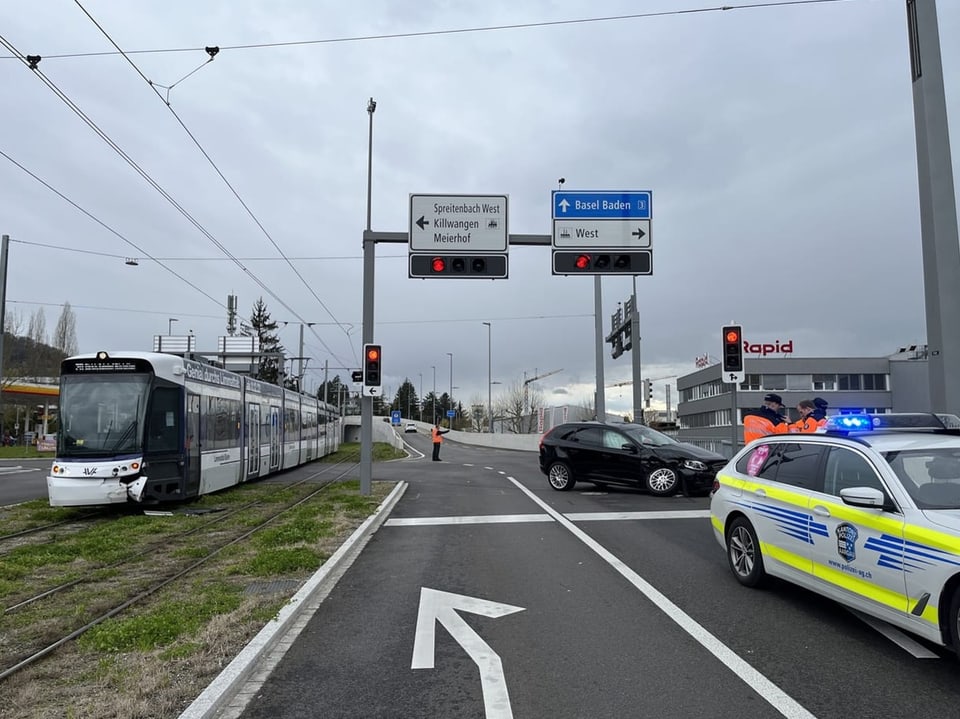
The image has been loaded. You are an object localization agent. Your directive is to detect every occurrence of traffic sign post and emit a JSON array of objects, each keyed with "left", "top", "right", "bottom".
[
  {"left": 409, "top": 194, "right": 509, "bottom": 279},
  {"left": 391, "top": 410, "right": 401, "bottom": 425},
  {"left": 551, "top": 190, "right": 653, "bottom": 276}
]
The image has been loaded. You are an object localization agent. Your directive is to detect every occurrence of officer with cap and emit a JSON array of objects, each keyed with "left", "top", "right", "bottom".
[{"left": 742, "top": 393, "right": 790, "bottom": 445}]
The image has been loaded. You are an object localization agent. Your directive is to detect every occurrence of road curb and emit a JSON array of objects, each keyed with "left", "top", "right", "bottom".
[{"left": 178, "top": 480, "right": 409, "bottom": 719}]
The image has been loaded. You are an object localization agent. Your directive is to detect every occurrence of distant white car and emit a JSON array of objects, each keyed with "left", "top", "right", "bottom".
[{"left": 404, "top": 423, "right": 417, "bottom": 433}]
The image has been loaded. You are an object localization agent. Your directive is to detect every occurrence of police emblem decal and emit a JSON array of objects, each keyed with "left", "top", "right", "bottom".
[{"left": 836, "top": 523, "right": 858, "bottom": 563}]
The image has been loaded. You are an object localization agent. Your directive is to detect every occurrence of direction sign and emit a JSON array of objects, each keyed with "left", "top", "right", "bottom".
[
  {"left": 446, "top": 409, "right": 456, "bottom": 418},
  {"left": 553, "top": 219, "right": 651, "bottom": 248},
  {"left": 391, "top": 410, "right": 401, "bottom": 425},
  {"left": 410, "top": 194, "right": 508, "bottom": 252},
  {"left": 552, "top": 191, "right": 650, "bottom": 220}
]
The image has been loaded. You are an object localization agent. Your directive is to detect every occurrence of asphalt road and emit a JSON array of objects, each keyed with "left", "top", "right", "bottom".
[
  {"left": 0, "top": 458, "right": 51, "bottom": 505},
  {"left": 225, "top": 431, "right": 960, "bottom": 719}
]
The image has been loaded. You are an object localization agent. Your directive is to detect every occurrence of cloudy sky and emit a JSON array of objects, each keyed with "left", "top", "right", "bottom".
[{"left": 2, "top": 0, "right": 958, "bottom": 418}]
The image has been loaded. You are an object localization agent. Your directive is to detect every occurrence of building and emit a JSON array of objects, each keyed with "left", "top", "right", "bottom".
[{"left": 676, "top": 345, "right": 931, "bottom": 458}]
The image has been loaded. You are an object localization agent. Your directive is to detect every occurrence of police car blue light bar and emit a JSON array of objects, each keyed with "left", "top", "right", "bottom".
[
  {"left": 825, "top": 415, "right": 874, "bottom": 431},
  {"left": 825, "top": 412, "right": 960, "bottom": 433}
]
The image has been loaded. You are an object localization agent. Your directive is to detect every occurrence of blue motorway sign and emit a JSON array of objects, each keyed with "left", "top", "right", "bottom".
[
  {"left": 391, "top": 410, "right": 401, "bottom": 425},
  {"left": 552, "top": 191, "right": 651, "bottom": 220},
  {"left": 446, "top": 409, "right": 456, "bottom": 418}
]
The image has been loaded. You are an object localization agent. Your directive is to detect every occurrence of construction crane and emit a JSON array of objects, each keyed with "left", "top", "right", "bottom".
[{"left": 523, "top": 369, "right": 563, "bottom": 413}]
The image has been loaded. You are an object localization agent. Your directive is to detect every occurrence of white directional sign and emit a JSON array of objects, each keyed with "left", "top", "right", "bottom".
[
  {"left": 410, "top": 194, "right": 508, "bottom": 252},
  {"left": 553, "top": 219, "right": 651, "bottom": 248}
]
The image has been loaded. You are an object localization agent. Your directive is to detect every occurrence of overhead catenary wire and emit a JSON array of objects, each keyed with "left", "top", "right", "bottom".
[
  {"left": 0, "top": 32, "right": 351, "bottom": 370},
  {"left": 2, "top": 1, "right": 854, "bottom": 61},
  {"left": 74, "top": 0, "right": 359, "bottom": 368},
  {"left": 0, "top": 148, "right": 224, "bottom": 309}
]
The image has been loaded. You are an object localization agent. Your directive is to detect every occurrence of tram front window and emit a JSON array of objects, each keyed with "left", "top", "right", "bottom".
[{"left": 59, "top": 375, "right": 150, "bottom": 456}]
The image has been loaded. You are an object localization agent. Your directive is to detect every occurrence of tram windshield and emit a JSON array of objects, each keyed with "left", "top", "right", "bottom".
[{"left": 59, "top": 374, "right": 150, "bottom": 456}]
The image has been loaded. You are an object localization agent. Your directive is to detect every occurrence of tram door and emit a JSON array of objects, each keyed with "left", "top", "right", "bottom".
[
  {"left": 247, "top": 403, "right": 261, "bottom": 479},
  {"left": 269, "top": 405, "right": 281, "bottom": 471},
  {"left": 185, "top": 392, "right": 201, "bottom": 496}
]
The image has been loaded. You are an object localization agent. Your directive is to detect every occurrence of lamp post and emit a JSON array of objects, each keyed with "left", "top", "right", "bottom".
[
  {"left": 446, "top": 352, "right": 453, "bottom": 427},
  {"left": 491, "top": 380, "right": 502, "bottom": 433},
  {"left": 419, "top": 372, "right": 423, "bottom": 421},
  {"left": 482, "top": 322, "right": 492, "bottom": 432},
  {"left": 168, "top": 318, "right": 178, "bottom": 335},
  {"left": 432, "top": 365, "right": 436, "bottom": 423}
]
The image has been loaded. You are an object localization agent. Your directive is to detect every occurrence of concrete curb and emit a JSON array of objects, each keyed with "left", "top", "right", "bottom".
[{"left": 178, "top": 480, "right": 409, "bottom": 719}]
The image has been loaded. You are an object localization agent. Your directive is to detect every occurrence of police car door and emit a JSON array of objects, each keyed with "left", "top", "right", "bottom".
[
  {"left": 741, "top": 442, "right": 822, "bottom": 583},
  {"left": 807, "top": 445, "right": 907, "bottom": 617}
]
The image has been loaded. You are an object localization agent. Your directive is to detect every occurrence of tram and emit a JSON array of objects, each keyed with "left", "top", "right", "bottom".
[{"left": 47, "top": 351, "right": 341, "bottom": 506}]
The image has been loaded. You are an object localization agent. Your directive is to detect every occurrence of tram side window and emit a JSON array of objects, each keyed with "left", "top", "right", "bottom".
[
  {"left": 204, "top": 396, "right": 242, "bottom": 451},
  {"left": 146, "top": 387, "right": 181, "bottom": 453}
]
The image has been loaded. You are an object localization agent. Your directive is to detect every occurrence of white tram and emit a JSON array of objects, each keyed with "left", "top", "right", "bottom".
[{"left": 47, "top": 351, "right": 341, "bottom": 506}]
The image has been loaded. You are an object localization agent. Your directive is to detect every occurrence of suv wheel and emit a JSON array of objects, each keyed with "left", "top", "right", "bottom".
[
  {"left": 645, "top": 467, "right": 678, "bottom": 496},
  {"left": 726, "top": 517, "right": 766, "bottom": 587},
  {"left": 547, "top": 461, "right": 575, "bottom": 491}
]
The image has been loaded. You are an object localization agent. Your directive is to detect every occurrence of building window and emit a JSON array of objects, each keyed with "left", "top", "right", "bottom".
[
  {"left": 787, "top": 374, "right": 812, "bottom": 390},
  {"left": 837, "top": 374, "right": 862, "bottom": 391},
  {"left": 762, "top": 374, "right": 787, "bottom": 390},
  {"left": 813, "top": 374, "right": 836, "bottom": 391},
  {"left": 862, "top": 374, "right": 888, "bottom": 391},
  {"left": 740, "top": 374, "right": 761, "bottom": 391}
]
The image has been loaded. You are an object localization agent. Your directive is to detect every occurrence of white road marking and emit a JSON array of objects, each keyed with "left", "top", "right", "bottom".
[
  {"left": 412, "top": 587, "right": 525, "bottom": 719},
  {"left": 567, "top": 510, "right": 711, "bottom": 521},
  {"left": 506, "top": 476, "right": 818, "bottom": 719},
  {"left": 0, "top": 466, "right": 40, "bottom": 475},
  {"left": 846, "top": 609, "right": 940, "bottom": 658},
  {"left": 386, "top": 514, "right": 553, "bottom": 527}
]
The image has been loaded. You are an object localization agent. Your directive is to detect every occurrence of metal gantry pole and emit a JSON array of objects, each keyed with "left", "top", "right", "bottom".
[
  {"left": 594, "top": 276, "right": 605, "bottom": 421},
  {"left": 484, "top": 321, "right": 492, "bottom": 432},
  {"left": 907, "top": 0, "right": 960, "bottom": 413},
  {"left": 631, "top": 275, "right": 643, "bottom": 424},
  {"left": 359, "top": 97, "right": 376, "bottom": 496},
  {"left": 447, "top": 352, "right": 453, "bottom": 427},
  {"left": 0, "top": 235, "right": 8, "bottom": 437}
]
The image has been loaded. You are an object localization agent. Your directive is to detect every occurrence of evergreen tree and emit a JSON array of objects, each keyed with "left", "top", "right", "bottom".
[
  {"left": 317, "top": 375, "right": 345, "bottom": 405},
  {"left": 390, "top": 378, "right": 420, "bottom": 420},
  {"left": 250, "top": 298, "right": 285, "bottom": 385}
]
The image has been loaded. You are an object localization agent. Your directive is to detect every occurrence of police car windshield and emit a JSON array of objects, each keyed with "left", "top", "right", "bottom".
[
  {"left": 884, "top": 449, "right": 960, "bottom": 510},
  {"left": 621, "top": 425, "right": 678, "bottom": 447}
]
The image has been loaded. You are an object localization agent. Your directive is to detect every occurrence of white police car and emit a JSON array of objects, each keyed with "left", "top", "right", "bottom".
[{"left": 710, "top": 413, "right": 960, "bottom": 652}]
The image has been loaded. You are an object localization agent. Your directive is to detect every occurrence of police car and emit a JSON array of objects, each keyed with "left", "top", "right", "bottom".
[{"left": 710, "top": 413, "right": 960, "bottom": 652}]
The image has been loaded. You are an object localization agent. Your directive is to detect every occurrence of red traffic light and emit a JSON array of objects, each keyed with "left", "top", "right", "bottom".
[
  {"left": 431, "top": 257, "right": 446, "bottom": 272},
  {"left": 366, "top": 347, "right": 380, "bottom": 362},
  {"left": 574, "top": 254, "right": 591, "bottom": 270},
  {"left": 725, "top": 329, "right": 740, "bottom": 343}
]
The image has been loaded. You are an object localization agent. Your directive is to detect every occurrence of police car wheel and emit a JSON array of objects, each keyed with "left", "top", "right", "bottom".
[
  {"left": 726, "top": 517, "right": 766, "bottom": 588},
  {"left": 547, "top": 462, "right": 575, "bottom": 491},
  {"left": 645, "top": 467, "right": 679, "bottom": 496},
  {"left": 948, "top": 587, "right": 960, "bottom": 651}
]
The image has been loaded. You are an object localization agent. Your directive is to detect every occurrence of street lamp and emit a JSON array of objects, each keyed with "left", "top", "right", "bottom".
[
  {"left": 419, "top": 372, "right": 423, "bottom": 422},
  {"left": 490, "top": 380, "right": 502, "bottom": 433},
  {"left": 432, "top": 365, "right": 436, "bottom": 423},
  {"left": 482, "top": 322, "right": 492, "bottom": 432},
  {"left": 168, "top": 318, "right": 178, "bottom": 335},
  {"left": 446, "top": 352, "right": 453, "bottom": 427}
]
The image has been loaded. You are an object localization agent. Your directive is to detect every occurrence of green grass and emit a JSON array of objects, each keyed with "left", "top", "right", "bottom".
[
  {"left": 0, "top": 445, "right": 54, "bottom": 459},
  {"left": 79, "top": 580, "right": 243, "bottom": 652},
  {"left": 323, "top": 441, "right": 405, "bottom": 463}
]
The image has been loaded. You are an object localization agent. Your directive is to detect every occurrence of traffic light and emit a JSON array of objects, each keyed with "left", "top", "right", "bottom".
[
  {"left": 552, "top": 250, "right": 652, "bottom": 275},
  {"left": 363, "top": 344, "right": 382, "bottom": 393},
  {"left": 409, "top": 254, "right": 508, "bottom": 278},
  {"left": 643, "top": 379, "right": 652, "bottom": 406},
  {"left": 721, "top": 325, "right": 744, "bottom": 373}
]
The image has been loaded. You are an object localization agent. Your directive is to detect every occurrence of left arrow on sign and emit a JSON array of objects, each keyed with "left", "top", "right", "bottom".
[
  {"left": 412, "top": 587, "right": 525, "bottom": 719},
  {"left": 416, "top": 215, "right": 430, "bottom": 230}
]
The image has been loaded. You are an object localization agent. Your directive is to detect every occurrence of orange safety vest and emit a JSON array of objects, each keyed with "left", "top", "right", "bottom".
[
  {"left": 743, "top": 412, "right": 789, "bottom": 445},
  {"left": 431, "top": 427, "right": 444, "bottom": 444},
  {"left": 789, "top": 416, "right": 819, "bottom": 434}
]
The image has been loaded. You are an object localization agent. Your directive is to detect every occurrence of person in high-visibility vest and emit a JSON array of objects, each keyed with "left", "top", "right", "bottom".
[
  {"left": 742, "top": 393, "right": 790, "bottom": 444},
  {"left": 431, "top": 423, "right": 449, "bottom": 461},
  {"left": 789, "top": 399, "right": 819, "bottom": 433},
  {"left": 812, "top": 397, "right": 829, "bottom": 428}
]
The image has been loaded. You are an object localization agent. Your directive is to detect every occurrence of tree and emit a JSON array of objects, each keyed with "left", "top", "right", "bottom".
[
  {"left": 317, "top": 375, "right": 346, "bottom": 405},
  {"left": 28, "top": 308, "right": 46, "bottom": 346},
  {"left": 390, "top": 378, "right": 420, "bottom": 420},
  {"left": 421, "top": 391, "right": 441, "bottom": 424},
  {"left": 498, "top": 379, "right": 545, "bottom": 434},
  {"left": 250, "top": 298, "right": 285, "bottom": 385},
  {"left": 52, "top": 302, "right": 79, "bottom": 357}
]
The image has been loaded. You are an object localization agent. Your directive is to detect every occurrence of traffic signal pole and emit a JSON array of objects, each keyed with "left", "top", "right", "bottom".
[{"left": 360, "top": 98, "right": 376, "bottom": 496}]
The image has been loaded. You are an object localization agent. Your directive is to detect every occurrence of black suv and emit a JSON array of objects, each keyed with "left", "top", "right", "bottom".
[{"left": 538, "top": 421, "right": 726, "bottom": 496}]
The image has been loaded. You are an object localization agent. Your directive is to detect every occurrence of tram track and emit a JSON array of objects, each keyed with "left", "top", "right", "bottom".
[{"left": 0, "top": 455, "right": 365, "bottom": 683}]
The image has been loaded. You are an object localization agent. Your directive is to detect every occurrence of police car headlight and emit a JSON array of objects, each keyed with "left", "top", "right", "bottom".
[{"left": 682, "top": 459, "right": 708, "bottom": 471}]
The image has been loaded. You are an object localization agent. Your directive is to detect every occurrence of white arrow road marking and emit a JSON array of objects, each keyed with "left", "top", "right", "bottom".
[{"left": 412, "top": 587, "right": 525, "bottom": 719}]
